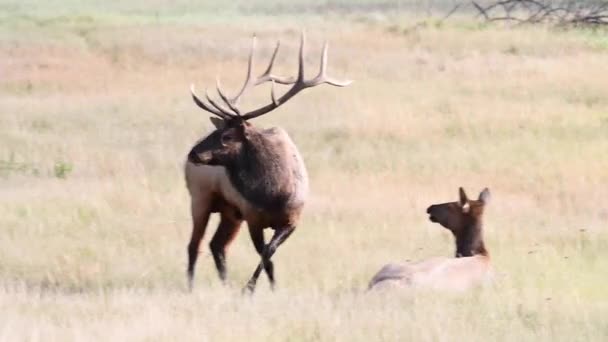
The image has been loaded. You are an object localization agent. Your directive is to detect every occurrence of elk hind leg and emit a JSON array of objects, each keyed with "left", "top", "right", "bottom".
[
  {"left": 244, "top": 226, "right": 295, "bottom": 294},
  {"left": 248, "top": 225, "right": 276, "bottom": 288}
]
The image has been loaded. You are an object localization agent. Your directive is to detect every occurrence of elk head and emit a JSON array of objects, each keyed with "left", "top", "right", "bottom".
[
  {"left": 426, "top": 187, "right": 491, "bottom": 257},
  {"left": 187, "top": 32, "right": 351, "bottom": 167},
  {"left": 187, "top": 118, "right": 250, "bottom": 166}
]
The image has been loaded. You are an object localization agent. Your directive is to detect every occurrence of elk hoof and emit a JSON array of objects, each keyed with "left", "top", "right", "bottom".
[
  {"left": 242, "top": 282, "right": 256, "bottom": 295},
  {"left": 187, "top": 274, "right": 194, "bottom": 293}
]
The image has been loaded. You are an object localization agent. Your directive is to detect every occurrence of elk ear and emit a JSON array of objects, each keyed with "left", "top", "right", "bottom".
[
  {"left": 209, "top": 117, "right": 225, "bottom": 129},
  {"left": 478, "top": 188, "right": 491, "bottom": 204},
  {"left": 459, "top": 187, "right": 468, "bottom": 207}
]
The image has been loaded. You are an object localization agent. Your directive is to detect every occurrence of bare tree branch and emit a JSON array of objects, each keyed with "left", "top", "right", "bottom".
[{"left": 464, "top": 0, "right": 608, "bottom": 26}]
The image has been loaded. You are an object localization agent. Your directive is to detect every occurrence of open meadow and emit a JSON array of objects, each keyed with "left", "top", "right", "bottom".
[{"left": 1, "top": 1, "right": 607, "bottom": 341}]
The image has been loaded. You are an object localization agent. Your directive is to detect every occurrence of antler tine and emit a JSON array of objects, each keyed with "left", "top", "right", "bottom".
[
  {"left": 255, "top": 41, "right": 297, "bottom": 85},
  {"left": 297, "top": 30, "right": 306, "bottom": 82},
  {"left": 215, "top": 78, "right": 241, "bottom": 115},
  {"left": 309, "top": 42, "right": 353, "bottom": 87},
  {"left": 205, "top": 88, "right": 238, "bottom": 117},
  {"left": 229, "top": 34, "right": 257, "bottom": 106},
  {"left": 190, "top": 84, "right": 233, "bottom": 120},
  {"left": 260, "top": 41, "right": 279, "bottom": 80},
  {"left": 270, "top": 79, "right": 278, "bottom": 106}
]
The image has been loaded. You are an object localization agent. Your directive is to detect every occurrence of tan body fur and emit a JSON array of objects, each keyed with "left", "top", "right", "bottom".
[
  {"left": 185, "top": 163, "right": 251, "bottom": 220},
  {"left": 368, "top": 255, "right": 492, "bottom": 292}
]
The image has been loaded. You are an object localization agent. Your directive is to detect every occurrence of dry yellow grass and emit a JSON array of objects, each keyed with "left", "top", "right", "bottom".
[{"left": 1, "top": 2, "right": 607, "bottom": 341}]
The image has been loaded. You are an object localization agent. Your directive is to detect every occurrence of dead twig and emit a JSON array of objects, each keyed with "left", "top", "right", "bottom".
[{"left": 468, "top": 0, "right": 608, "bottom": 26}]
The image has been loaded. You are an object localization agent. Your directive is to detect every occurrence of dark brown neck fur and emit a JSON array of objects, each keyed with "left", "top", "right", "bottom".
[
  {"left": 225, "top": 130, "right": 297, "bottom": 213},
  {"left": 454, "top": 217, "right": 487, "bottom": 257}
]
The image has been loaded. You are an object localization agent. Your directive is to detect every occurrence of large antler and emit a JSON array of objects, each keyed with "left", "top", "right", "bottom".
[{"left": 190, "top": 31, "right": 352, "bottom": 120}]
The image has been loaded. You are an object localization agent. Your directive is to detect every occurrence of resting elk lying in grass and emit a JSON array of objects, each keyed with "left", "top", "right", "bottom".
[
  {"left": 185, "top": 32, "right": 351, "bottom": 293},
  {"left": 368, "top": 188, "right": 493, "bottom": 292}
]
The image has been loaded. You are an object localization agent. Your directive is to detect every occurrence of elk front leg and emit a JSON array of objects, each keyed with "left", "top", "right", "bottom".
[
  {"left": 244, "top": 226, "right": 295, "bottom": 294},
  {"left": 209, "top": 208, "right": 242, "bottom": 283},
  {"left": 187, "top": 195, "right": 212, "bottom": 291}
]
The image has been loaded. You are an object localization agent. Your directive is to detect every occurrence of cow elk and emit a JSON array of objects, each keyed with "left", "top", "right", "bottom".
[
  {"left": 368, "top": 188, "right": 493, "bottom": 292},
  {"left": 185, "top": 32, "right": 351, "bottom": 293}
]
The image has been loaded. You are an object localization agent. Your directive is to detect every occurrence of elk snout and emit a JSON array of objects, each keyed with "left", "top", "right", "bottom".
[
  {"left": 427, "top": 205, "right": 438, "bottom": 222},
  {"left": 188, "top": 150, "right": 213, "bottom": 165},
  {"left": 188, "top": 150, "right": 202, "bottom": 164}
]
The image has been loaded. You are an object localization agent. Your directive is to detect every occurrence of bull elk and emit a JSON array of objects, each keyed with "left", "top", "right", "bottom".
[
  {"left": 185, "top": 32, "right": 351, "bottom": 293},
  {"left": 368, "top": 188, "right": 493, "bottom": 292}
]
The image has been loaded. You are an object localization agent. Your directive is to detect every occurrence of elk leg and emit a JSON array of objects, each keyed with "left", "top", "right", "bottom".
[
  {"left": 244, "top": 226, "right": 295, "bottom": 294},
  {"left": 248, "top": 225, "right": 275, "bottom": 288},
  {"left": 187, "top": 197, "right": 212, "bottom": 292},
  {"left": 209, "top": 210, "right": 242, "bottom": 283}
]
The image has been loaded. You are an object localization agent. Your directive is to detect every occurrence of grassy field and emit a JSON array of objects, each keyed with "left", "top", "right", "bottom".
[{"left": 1, "top": 1, "right": 608, "bottom": 341}]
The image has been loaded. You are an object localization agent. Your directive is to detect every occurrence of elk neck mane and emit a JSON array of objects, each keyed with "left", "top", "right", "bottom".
[
  {"left": 454, "top": 214, "right": 488, "bottom": 258},
  {"left": 225, "top": 127, "right": 308, "bottom": 213}
]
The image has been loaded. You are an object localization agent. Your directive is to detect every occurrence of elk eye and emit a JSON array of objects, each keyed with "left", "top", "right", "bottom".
[{"left": 221, "top": 134, "right": 234, "bottom": 144}]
